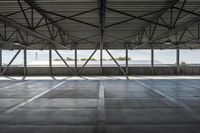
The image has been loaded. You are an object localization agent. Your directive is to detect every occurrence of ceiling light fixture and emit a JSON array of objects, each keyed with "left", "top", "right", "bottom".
[
  {"left": 165, "top": 39, "right": 172, "bottom": 45},
  {"left": 13, "top": 41, "right": 20, "bottom": 45}
]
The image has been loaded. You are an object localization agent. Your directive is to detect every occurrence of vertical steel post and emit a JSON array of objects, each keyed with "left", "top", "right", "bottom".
[
  {"left": 24, "top": 49, "right": 27, "bottom": 76},
  {"left": 49, "top": 49, "right": 52, "bottom": 76},
  {"left": 125, "top": 44, "right": 128, "bottom": 75},
  {"left": 100, "top": 29, "right": 103, "bottom": 68},
  {"left": 0, "top": 49, "right": 2, "bottom": 73},
  {"left": 151, "top": 47, "right": 154, "bottom": 75},
  {"left": 99, "top": 0, "right": 106, "bottom": 69},
  {"left": 176, "top": 48, "right": 180, "bottom": 75},
  {"left": 198, "top": 24, "right": 200, "bottom": 40},
  {"left": 75, "top": 48, "right": 77, "bottom": 75}
]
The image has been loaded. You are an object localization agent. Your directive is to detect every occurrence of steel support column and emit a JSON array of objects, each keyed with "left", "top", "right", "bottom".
[
  {"left": 49, "top": 49, "right": 52, "bottom": 76},
  {"left": 75, "top": 48, "right": 77, "bottom": 75},
  {"left": 100, "top": 30, "right": 103, "bottom": 68},
  {"left": 151, "top": 47, "right": 154, "bottom": 75},
  {"left": 125, "top": 44, "right": 128, "bottom": 74},
  {"left": 0, "top": 50, "right": 2, "bottom": 73},
  {"left": 177, "top": 48, "right": 180, "bottom": 75},
  {"left": 99, "top": 0, "right": 106, "bottom": 68},
  {"left": 24, "top": 49, "right": 27, "bottom": 76}
]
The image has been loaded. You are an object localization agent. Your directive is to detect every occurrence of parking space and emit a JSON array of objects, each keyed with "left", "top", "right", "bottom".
[{"left": 0, "top": 76, "right": 199, "bottom": 133}]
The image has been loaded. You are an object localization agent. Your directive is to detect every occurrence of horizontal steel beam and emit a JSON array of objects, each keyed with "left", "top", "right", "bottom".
[
  {"left": 152, "top": 17, "right": 200, "bottom": 42},
  {"left": 105, "top": 0, "right": 179, "bottom": 45},
  {"left": 24, "top": 0, "right": 69, "bottom": 32},
  {"left": 134, "top": 17, "right": 200, "bottom": 49},
  {"left": 107, "top": 7, "right": 170, "bottom": 29},
  {"left": 0, "top": 13, "right": 68, "bottom": 49},
  {"left": 37, "top": 8, "right": 98, "bottom": 29},
  {"left": 173, "top": 6, "right": 200, "bottom": 17},
  {"left": 105, "top": 6, "right": 173, "bottom": 28},
  {"left": 42, "top": 10, "right": 99, "bottom": 28},
  {"left": 0, "top": 40, "right": 31, "bottom": 49}
]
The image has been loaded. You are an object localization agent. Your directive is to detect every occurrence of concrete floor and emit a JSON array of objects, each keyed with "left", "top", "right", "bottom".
[{"left": 0, "top": 76, "right": 200, "bottom": 133}]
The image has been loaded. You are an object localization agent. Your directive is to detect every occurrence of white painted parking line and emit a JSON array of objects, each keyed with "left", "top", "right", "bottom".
[
  {"left": 3, "top": 80, "right": 66, "bottom": 114},
  {"left": 163, "top": 76, "right": 200, "bottom": 90},
  {"left": 134, "top": 79, "right": 200, "bottom": 122},
  {"left": 0, "top": 80, "right": 33, "bottom": 91},
  {"left": 176, "top": 80, "right": 200, "bottom": 90},
  {"left": 143, "top": 75, "right": 200, "bottom": 90},
  {"left": 95, "top": 81, "right": 106, "bottom": 133}
]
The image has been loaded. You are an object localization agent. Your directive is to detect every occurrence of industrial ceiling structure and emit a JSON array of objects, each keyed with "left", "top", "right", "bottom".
[
  {"left": 1, "top": 2, "right": 200, "bottom": 133},
  {"left": 0, "top": 0, "right": 200, "bottom": 77},
  {"left": 0, "top": 0, "right": 200, "bottom": 50}
]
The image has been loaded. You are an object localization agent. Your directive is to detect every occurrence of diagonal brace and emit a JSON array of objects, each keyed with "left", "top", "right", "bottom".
[
  {"left": 78, "top": 49, "right": 98, "bottom": 74},
  {"left": 2, "top": 50, "right": 21, "bottom": 75},
  {"left": 104, "top": 46, "right": 128, "bottom": 79},
  {"left": 54, "top": 50, "right": 75, "bottom": 74}
]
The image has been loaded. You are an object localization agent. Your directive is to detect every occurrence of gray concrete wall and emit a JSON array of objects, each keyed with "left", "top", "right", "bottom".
[{"left": 2, "top": 66, "right": 200, "bottom": 75}]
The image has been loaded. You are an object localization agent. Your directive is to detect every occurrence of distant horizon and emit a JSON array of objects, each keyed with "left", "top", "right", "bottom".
[{"left": 1, "top": 49, "right": 200, "bottom": 65}]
